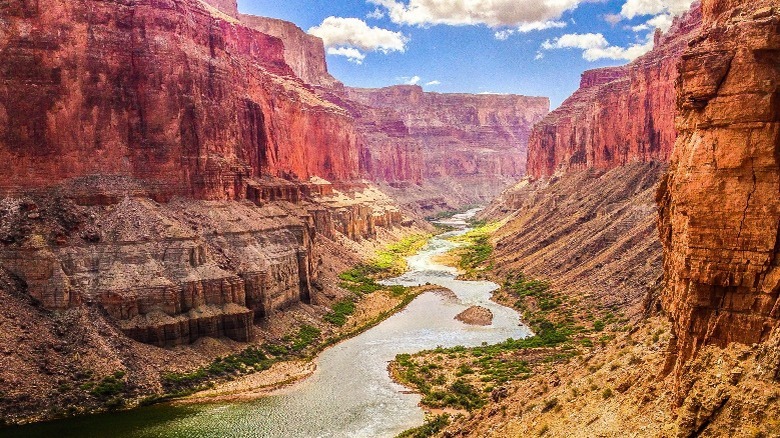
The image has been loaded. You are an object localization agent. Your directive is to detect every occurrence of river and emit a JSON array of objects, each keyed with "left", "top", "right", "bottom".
[{"left": 4, "top": 208, "right": 530, "bottom": 438}]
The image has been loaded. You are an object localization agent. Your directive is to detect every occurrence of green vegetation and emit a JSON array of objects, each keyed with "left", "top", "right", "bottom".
[
  {"left": 446, "top": 221, "right": 501, "bottom": 277},
  {"left": 89, "top": 372, "right": 127, "bottom": 399},
  {"left": 324, "top": 299, "right": 356, "bottom": 326},
  {"left": 160, "top": 326, "right": 321, "bottom": 396},
  {"left": 396, "top": 414, "right": 451, "bottom": 438}
]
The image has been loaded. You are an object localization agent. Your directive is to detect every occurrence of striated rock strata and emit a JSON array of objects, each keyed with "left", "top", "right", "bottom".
[
  {"left": 657, "top": 0, "right": 780, "bottom": 371},
  {"left": 0, "top": 178, "right": 406, "bottom": 348},
  {"left": 238, "top": 14, "right": 340, "bottom": 88},
  {"left": 486, "top": 163, "right": 665, "bottom": 317},
  {"left": 526, "top": 5, "right": 702, "bottom": 178},
  {"left": 0, "top": 0, "right": 360, "bottom": 200},
  {"left": 344, "top": 85, "right": 549, "bottom": 211}
]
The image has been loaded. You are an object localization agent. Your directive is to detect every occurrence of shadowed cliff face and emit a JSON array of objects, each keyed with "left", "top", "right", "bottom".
[
  {"left": 657, "top": 0, "right": 780, "bottom": 374},
  {"left": 0, "top": 0, "right": 360, "bottom": 200},
  {"left": 526, "top": 5, "right": 702, "bottom": 178}
]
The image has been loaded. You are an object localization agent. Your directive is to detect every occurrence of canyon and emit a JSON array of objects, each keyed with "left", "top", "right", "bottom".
[
  {"left": 0, "top": 0, "right": 546, "bottom": 425},
  {"left": 1, "top": 0, "right": 778, "bottom": 434}
]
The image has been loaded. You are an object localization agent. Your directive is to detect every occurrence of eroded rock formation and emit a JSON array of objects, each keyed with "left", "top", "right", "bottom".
[
  {"left": 238, "top": 15, "right": 340, "bottom": 89},
  {"left": 657, "top": 0, "right": 780, "bottom": 371},
  {"left": 526, "top": 5, "right": 702, "bottom": 178},
  {"left": 345, "top": 86, "right": 550, "bottom": 211},
  {"left": 0, "top": 0, "right": 360, "bottom": 201}
]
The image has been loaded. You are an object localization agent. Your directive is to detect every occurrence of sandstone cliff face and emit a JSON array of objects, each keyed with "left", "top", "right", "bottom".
[
  {"left": 239, "top": 15, "right": 340, "bottom": 88},
  {"left": 345, "top": 85, "right": 549, "bottom": 210},
  {"left": 526, "top": 5, "right": 702, "bottom": 178},
  {"left": 0, "top": 178, "right": 406, "bottom": 348},
  {"left": 657, "top": 0, "right": 780, "bottom": 370},
  {"left": 0, "top": 0, "right": 360, "bottom": 200}
]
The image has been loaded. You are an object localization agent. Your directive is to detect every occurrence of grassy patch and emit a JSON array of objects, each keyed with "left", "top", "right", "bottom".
[
  {"left": 397, "top": 414, "right": 451, "bottom": 438},
  {"left": 323, "top": 300, "right": 356, "bottom": 326}
]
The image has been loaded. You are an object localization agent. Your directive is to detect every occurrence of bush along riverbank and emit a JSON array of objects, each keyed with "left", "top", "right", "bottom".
[
  {"left": 140, "top": 234, "right": 437, "bottom": 406},
  {"left": 390, "top": 266, "right": 632, "bottom": 437}
]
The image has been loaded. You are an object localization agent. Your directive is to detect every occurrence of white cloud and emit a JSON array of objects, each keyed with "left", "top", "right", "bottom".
[
  {"left": 494, "top": 20, "right": 566, "bottom": 40},
  {"left": 327, "top": 47, "right": 367, "bottom": 64},
  {"left": 645, "top": 13, "right": 674, "bottom": 31},
  {"left": 366, "top": 8, "right": 386, "bottom": 19},
  {"left": 494, "top": 30, "right": 514, "bottom": 40},
  {"left": 404, "top": 75, "right": 421, "bottom": 85},
  {"left": 540, "top": 32, "right": 653, "bottom": 61},
  {"left": 620, "top": 0, "right": 694, "bottom": 19},
  {"left": 603, "top": 13, "right": 623, "bottom": 25},
  {"left": 535, "top": 51, "right": 544, "bottom": 60},
  {"left": 309, "top": 17, "right": 409, "bottom": 60},
  {"left": 368, "top": 0, "right": 581, "bottom": 29},
  {"left": 425, "top": 80, "right": 441, "bottom": 86}
]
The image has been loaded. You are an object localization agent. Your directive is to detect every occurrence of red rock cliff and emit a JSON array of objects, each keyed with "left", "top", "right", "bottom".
[
  {"left": 657, "top": 0, "right": 780, "bottom": 372},
  {"left": 239, "top": 14, "right": 340, "bottom": 88},
  {"left": 526, "top": 5, "right": 702, "bottom": 178},
  {"left": 344, "top": 85, "right": 549, "bottom": 208},
  {"left": 0, "top": 0, "right": 360, "bottom": 200}
]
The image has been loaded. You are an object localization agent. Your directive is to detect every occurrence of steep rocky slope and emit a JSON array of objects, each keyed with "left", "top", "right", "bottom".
[
  {"left": 436, "top": 1, "right": 780, "bottom": 436},
  {"left": 657, "top": 0, "right": 780, "bottom": 379},
  {"left": 485, "top": 163, "right": 665, "bottom": 318},
  {"left": 345, "top": 86, "right": 550, "bottom": 212},
  {"left": 526, "top": 5, "right": 701, "bottom": 178}
]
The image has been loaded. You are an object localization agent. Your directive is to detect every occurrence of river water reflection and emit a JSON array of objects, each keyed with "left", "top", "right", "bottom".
[{"left": 4, "top": 208, "right": 530, "bottom": 438}]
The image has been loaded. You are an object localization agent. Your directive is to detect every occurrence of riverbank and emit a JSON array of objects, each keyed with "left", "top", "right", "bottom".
[{"left": 179, "top": 283, "right": 445, "bottom": 403}]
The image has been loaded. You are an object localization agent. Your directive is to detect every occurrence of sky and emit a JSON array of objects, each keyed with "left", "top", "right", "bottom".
[{"left": 238, "top": 0, "right": 695, "bottom": 109}]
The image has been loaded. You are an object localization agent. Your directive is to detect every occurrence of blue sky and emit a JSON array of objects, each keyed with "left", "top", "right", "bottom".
[{"left": 238, "top": 0, "right": 693, "bottom": 108}]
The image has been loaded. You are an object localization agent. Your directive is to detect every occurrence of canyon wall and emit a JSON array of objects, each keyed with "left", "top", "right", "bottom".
[
  {"left": 526, "top": 5, "right": 702, "bottom": 178},
  {"left": 345, "top": 85, "right": 550, "bottom": 211},
  {"left": 657, "top": 0, "right": 780, "bottom": 371},
  {"left": 239, "top": 15, "right": 340, "bottom": 89},
  {"left": 0, "top": 0, "right": 413, "bottom": 349},
  {"left": 0, "top": 0, "right": 360, "bottom": 201},
  {"left": 484, "top": 5, "right": 702, "bottom": 317}
]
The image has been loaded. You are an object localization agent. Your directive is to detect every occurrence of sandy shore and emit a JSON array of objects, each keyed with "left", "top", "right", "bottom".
[{"left": 177, "top": 360, "right": 317, "bottom": 403}]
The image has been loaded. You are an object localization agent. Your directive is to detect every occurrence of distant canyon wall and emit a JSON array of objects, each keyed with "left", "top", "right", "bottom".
[
  {"left": 526, "top": 5, "right": 702, "bottom": 178},
  {"left": 345, "top": 85, "right": 550, "bottom": 210}
]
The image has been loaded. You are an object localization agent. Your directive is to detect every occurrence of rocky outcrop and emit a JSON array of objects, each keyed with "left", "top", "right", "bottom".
[
  {"left": 657, "top": 0, "right": 780, "bottom": 371},
  {"left": 0, "top": 178, "right": 407, "bottom": 348},
  {"left": 344, "top": 86, "right": 549, "bottom": 210},
  {"left": 239, "top": 15, "right": 340, "bottom": 88},
  {"left": 455, "top": 306, "right": 494, "bottom": 326},
  {"left": 526, "top": 5, "right": 702, "bottom": 178},
  {"left": 0, "top": 0, "right": 360, "bottom": 201}
]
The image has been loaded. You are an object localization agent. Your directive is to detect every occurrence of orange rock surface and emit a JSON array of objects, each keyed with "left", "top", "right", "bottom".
[{"left": 657, "top": 0, "right": 780, "bottom": 371}]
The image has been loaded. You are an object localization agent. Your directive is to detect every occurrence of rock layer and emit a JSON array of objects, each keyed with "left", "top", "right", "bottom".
[
  {"left": 0, "top": 179, "right": 406, "bottom": 347},
  {"left": 344, "top": 86, "right": 549, "bottom": 210},
  {"left": 486, "top": 163, "right": 665, "bottom": 317},
  {"left": 238, "top": 14, "right": 340, "bottom": 88},
  {"left": 657, "top": 0, "right": 780, "bottom": 370},
  {"left": 526, "top": 5, "right": 702, "bottom": 178},
  {"left": 0, "top": 0, "right": 360, "bottom": 200}
]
